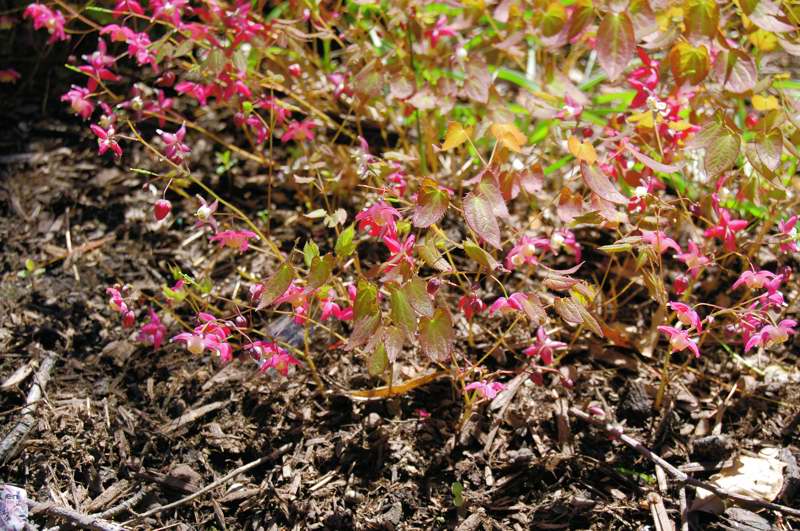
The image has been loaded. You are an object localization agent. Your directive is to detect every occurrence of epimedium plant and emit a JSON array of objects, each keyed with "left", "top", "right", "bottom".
[{"left": 14, "top": 0, "right": 800, "bottom": 411}]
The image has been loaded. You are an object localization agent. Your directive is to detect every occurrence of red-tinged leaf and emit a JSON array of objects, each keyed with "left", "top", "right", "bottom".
[
  {"left": 554, "top": 296, "right": 582, "bottom": 324},
  {"left": 463, "top": 192, "right": 501, "bottom": 249},
  {"left": 575, "top": 300, "right": 603, "bottom": 337},
  {"left": 629, "top": 0, "right": 657, "bottom": 37},
  {"left": 703, "top": 128, "right": 740, "bottom": 179},
  {"left": 307, "top": 254, "right": 334, "bottom": 290},
  {"left": 519, "top": 293, "right": 547, "bottom": 325},
  {"left": 668, "top": 42, "right": 710, "bottom": 85},
  {"left": 476, "top": 179, "right": 509, "bottom": 219},
  {"left": 463, "top": 58, "right": 491, "bottom": 104},
  {"left": 383, "top": 326, "right": 405, "bottom": 363},
  {"left": 741, "top": 0, "right": 796, "bottom": 33},
  {"left": 413, "top": 181, "right": 449, "bottom": 228},
  {"left": 257, "top": 262, "right": 295, "bottom": 309},
  {"left": 418, "top": 308, "right": 454, "bottom": 363},
  {"left": 684, "top": 0, "right": 718, "bottom": 42},
  {"left": 591, "top": 194, "right": 629, "bottom": 224},
  {"left": 544, "top": 275, "right": 581, "bottom": 291},
  {"left": 403, "top": 276, "right": 434, "bottom": 317},
  {"left": 390, "top": 284, "right": 417, "bottom": 338},
  {"left": 567, "top": 0, "right": 595, "bottom": 40},
  {"left": 714, "top": 50, "right": 757, "bottom": 94},
  {"left": 779, "top": 38, "right": 800, "bottom": 57},
  {"left": 557, "top": 187, "right": 584, "bottom": 223},
  {"left": 581, "top": 162, "right": 627, "bottom": 204},
  {"left": 348, "top": 312, "right": 381, "bottom": 351},
  {"left": 596, "top": 12, "right": 635, "bottom": 81},
  {"left": 463, "top": 239, "right": 500, "bottom": 271},
  {"left": 623, "top": 141, "right": 684, "bottom": 173},
  {"left": 541, "top": 1, "right": 567, "bottom": 37},
  {"left": 686, "top": 118, "right": 725, "bottom": 150},
  {"left": 755, "top": 129, "right": 783, "bottom": 172}
]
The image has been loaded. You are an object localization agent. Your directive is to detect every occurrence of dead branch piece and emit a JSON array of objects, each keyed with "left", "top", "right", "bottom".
[
  {"left": 28, "top": 500, "right": 123, "bottom": 531},
  {"left": 0, "top": 353, "right": 57, "bottom": 464},
  {"left": 124, "top": 443, "right": 292, "bottom": 524},
  {"left": 95, "top": 485, "right": 155, "bottom": 519},
  {"left": 569, "top": 407, "right": 800, "bottom": 519}
]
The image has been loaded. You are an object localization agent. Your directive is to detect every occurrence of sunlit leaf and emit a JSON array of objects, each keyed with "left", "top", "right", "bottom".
[
  {"left": 368, "top": 343, "right": 389, "bottom": 377},
  {"left": 463, "top": 191, "right": 502, "bottom": 249},
  {"left": 441, "top": 122, "right": 473, "bottom": 151},
  {"left": 463, "top": 239, "right": 500, "bottom": 271},
  {"left": 413, "top": 180, "right": 449, "bottom": 228},
  {"left": 490, "top": 122, "right": 526, "bottom": 153},
  {"left": 669, "top": 42, "right": 710, "bottom": 85},
  {"left": 390, "top": 284, "right": 417, "bottom": 338},
  {"left": 684, "top": 0, "right": 718, "bottom": 42},
  {"left": 403, "top": 276, "right": 434, "bottom": 317},
  {"left": 568, "top": 135, "right": 598, "bottom": 164},
  {"left": 257, "top": 262, "right": 295, "bottom": 309}
]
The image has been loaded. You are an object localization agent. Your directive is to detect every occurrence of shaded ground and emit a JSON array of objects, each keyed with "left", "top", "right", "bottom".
[{"left": 1, "top": 67, "right": 799, "bottom": 531}]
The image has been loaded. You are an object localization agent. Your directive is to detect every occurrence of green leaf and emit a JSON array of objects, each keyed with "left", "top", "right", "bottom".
[
  {"left": 755, "top": 129, "right": 783, "bottom": 172},
  {"left": 418, "top": 308, "right": 454, "bottom": 362},
  {"left": 669, "top": 42, "right": 710, "bottom": 85},
  {"left": 451, "top": 482, "right": 465, "bottom": 507},
  {"left": 383, "top": 325, "right": 405, "bottom": 363},
  {"left": 303, "top": 240, "right": 320, "bottom": 268},
  {"left": 390, "top": 285, "right": 418, "bottom": 338},
  {"left": 257, "top": 262, "right": 295, "bottom": 309},
  {"left": 354, "top": 279, "right": 379, "bottom": 321},
  {"left": 684, "top": 0, "right": 718, "bottom": 42},
  {"left": 335, "top": 224, "right": 357, "bottom": 258},
  {"left": 704, "top": 128, "right": 740, "bottom": 179},
  {"left": 416, "top": 234, "right": 453, "bottom": 272},
  {"left": 596, "top": 12, "right": 635, "bottom": 81},
  {"left": 403, "top": 276, "right": 434, "bottom": 317},
  {"left": 463, "top": 192, "right": 501, "bottom": 249},
  {"left": 463, "top": 239, "right": 500, "bottom": 271},
  {"left": 368, "top": 343, "right": 389, "bottom": 377},
  {"left": 307, "top": 254, "right": 334, "bottom": 290},
  {"left": 541, "top": 2, "right": 567, "bottom": 37}
]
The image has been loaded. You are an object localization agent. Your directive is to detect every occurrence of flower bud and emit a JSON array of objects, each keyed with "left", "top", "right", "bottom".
[
  {"left": 674, "top": 274, "right": 689, "bottom": 295},
  {"left": 426, "top": 278, "right": 441, "bottom": 296},
  {"left": 122, "top": 310, "right": 136, "bottom": 329},
  {"left": 288, "top": 64, "right": 302, "bottom": 77},
  {"left": 154, "top": 199, "right": 172, "bottom": 221}
]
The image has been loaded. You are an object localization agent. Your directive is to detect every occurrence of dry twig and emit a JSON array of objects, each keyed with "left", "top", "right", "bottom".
[
  {"left": 0, "top": 353, "right": 57, "bottom": 464},
  {"left": 29, "top": 499, "right": 123, "bottom": 531},
  {"left": 569, "top": 407, "right": 800, "bottom": 519}
]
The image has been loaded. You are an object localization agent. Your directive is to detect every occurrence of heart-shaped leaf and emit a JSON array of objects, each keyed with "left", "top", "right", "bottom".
[
  {"left": 581, "top": 162, "right": 627, "bottom": 204},
  {"left": 413, "top": 180, "right": 449, "bottom": 228},
  {"left": 257, "top": 262, "right": 295, "bottom": 309},
  {"left": 464, "top": 192, "right": 502, "bottom": 249},
  {"left": 419, "top": 308, "right": 454, "bottom": 362},
  {"left": 597, "top": 12, "right": 635, "bottom": 81}
]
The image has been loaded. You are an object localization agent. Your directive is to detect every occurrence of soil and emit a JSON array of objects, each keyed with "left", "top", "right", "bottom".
[{"left": 1, "top": 59, "right": 799, "bottom": 531}]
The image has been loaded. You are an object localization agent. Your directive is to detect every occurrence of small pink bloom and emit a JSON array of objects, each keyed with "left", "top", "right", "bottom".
[
  {"left": 657, "top": 325, "right": 700, "bottom": 358},
  {"left": 668, "top": 302, "right": 702, "bottom": 332},
  {"left": 425, "top": 15, "right": 457, "bottom": 47},
  {"left": 732, "top": 269, "right": 778, "bottom": 291},
  {"left": 778, "top": 215, "right": 799, "bottom": 254},
  {"left": 209, "top": 230, "right": 258, "bottom": 252},
  {"left": 280, "top": 119, "right": 316, "bottom": 143},
  {"left": 138, "top": 308, "right": 166, "bottom": 349},
  {"left": 673, "top": 274, "right": 689, "bottom": 295},
  {"left": 556, "top": 95, "right": 583, "bottom": 120},
  {"left": 523, "top": 327, "right": 567, "bottom": 365},
  {"left": 0, "top": 69, "right": 21, "bottom": 83},
  {"left": 675, "top": 241, "right": 710, "bottom": 278},
  {"left": 356, "top": 202, "right": 401, "bottom": 238},
  {"left": 465, "top": 380, "right": 505, "bottom": 400},
  {"left": 90, "top": 124, "right": 123, "bottom": 158},
  {"left": 382, "top": 233, "right": 416, "bottom": 272},
  {"left": 745, "top": 320, "right": 796, "bottom": 352},
  {"left": 154, "top": 199, "right": 172, "bottom": 221},
  {"left": 195, "top": 196, "right": 219, "bottom": 232},
  {"left": 24, "top": 4, "right": 68, "bottom": 44},
  {"left": 113, "top": 0, "right": 144, "bottom": 16},
  {"left": 488, "top": 292, "right": 528, "bottom": 316},
  {"left": 505, "top": 236, "right": 545, "bottom": 270},
  {"left": 157, "top": 123, "right": 191, "bottom": 165},
  {"left": 641, "top": 230, "right": 681, "bottom": 255},
  {"left": 150, "top": 0, "right": 190, "bottom": 26},
  {"left": 288, "top": 64, "right": 302, "bottom": 77},
  {"left": 416, "top": 408, "right": 430, "bottom": 419},
  {"left": 61, "top": 85, "right": 94, "bottom": 120},
  {"left": 175, "top": 81, "right": 214, "bottom": 105},
  {"left": 79, "top": 39, "right": 120, "bottom": 91},
  {"left": 704, "top": 198, "right": 748, "bottom": 252},
  {"left": 261, "top": 351, "right": 300, "bottom": 376}
]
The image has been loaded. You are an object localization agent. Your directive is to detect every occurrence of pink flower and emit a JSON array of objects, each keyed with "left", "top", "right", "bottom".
[
  {"left": 675, "top": 241, "right": 710, "bottom": 278},
  {"left": 195, "top": 196, "right": 219, "bottom": 232},
  {"left": 0, "top": 69, "right": 21, "bottom": 83},
  {"left": 465, "top": 380, "right": 505, "bottom": 400},
  {"left": 258, "top": 96, "right": 291, "bottom": 125},
  {"left": 150, "top": 0, "right": 190, "bottom": 26},
  {"left": 425, "top": 16, "right": 457, "bottom": 47},
  {"left": 100, "top": 24, "right": 134, "bottom": 42},
  {"left": 732, "top": 269, "right": 778, "bottom": 291},
  {"left": 382, "top": 233, "right": 416, "bottom": 272},
  {"left": 556, "top": 95, "right": 583, "bottom": 120},
  {"left": 90, "top": 124, "right": 123, "bottom": 158},
  {"left": 272, "top": 280, "right": 311, "bottom": 324},
  {"left": 61, "top": 85, "right": 94, "bottom": 120},
  {"left": 24, "top": 4, "right": 68, "bottom": 44},
  {"left": 125, "top": 31, "right": 158, "bottom": 70},
  {"left": 261, "top": 350, "right": 300, "bottom": 376},
  {"left": 488, "top": 292, "right": 528, "bottom": 316},
  {"left": 113, "top": 0, "right": 144, "bottom": 16},
  {"left": 628, "top": 48, "right": 659, "bottom": 108},
  {"left": 280, "top": 119, "right": 316, "bottom": 143},
  {"left": 745, "top": 320, "right": 796, "bottom": 352},
  {"left": 551, "top": 229, "right": 582, "bottom": 263},
  {"left": 523, "top": 327, "right": 567, "bottom": 365},
  {"left": 778, "top": 215, "right": 799, "bottom": 254},
  {"left": 79, "top": 39, "right": 121, "bottom": 91},
  {"left": 157, "top": 123, "right": 191, "bottom": 165},
  {"left": 505, "top": 236, "right": 547, "bottom": 270},
  {"left": 209, "top": 230, "right": 258, "bottom": 252},
  {"left": 172, "top": 313, "right": 232, "bottom": 362},
  {"left": 668, "top": 302, "right": 702, "bottom": 332},
  {"left": 138, "top": 308, "right": 166, "bottom": 350},
  {"left": 458, "top": 294, "right": 485, "bottom": 320},
  {"left": 704, "top": 200, "right": 748, "bottom": 252},
  {"left": 106, "top": 285, "right": 135, "bottom": 328},
  {"left": 328, "top": 72, "right": 353, "bottom": 99},
  {"left": 356, "top": 202, "right": 401, "bottom": 238},
  {"left": 641, "top": 230, "right": 681, "bottom": 255},
  {"left": 657, "top": 325, "right": 700, "bottom": 358},
  {"left": 175, "top": 81, "right": 214, "bottom": 105},
  {"left": 759, "top": 275, "right": 786, "bottom": 309}
]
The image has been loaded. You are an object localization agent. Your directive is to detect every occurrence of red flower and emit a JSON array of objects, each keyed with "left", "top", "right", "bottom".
[
  {"left": 280, "top": 119, "right": 316, "bottom": 143},
  {"left": 24, "top": 4, "right": 68, "bottom": 44},
  {"left": 61, "top": 85, "right": 94, "bottom": 120},
  {"left": 90, "top": 124, "right": 123, "bottom": 158}
]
